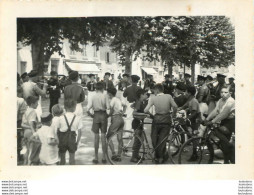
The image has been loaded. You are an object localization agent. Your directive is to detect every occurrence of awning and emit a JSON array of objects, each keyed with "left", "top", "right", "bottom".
[
  {"left": 66, "top": 62, "right": 100, "bottom": 74},
  {"left": 141, "top": 67, "right": 157, "bottom": 74}
]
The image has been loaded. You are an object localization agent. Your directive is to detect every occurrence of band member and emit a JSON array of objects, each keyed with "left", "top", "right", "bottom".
[
  {"left": 64, "top": 71, "right": 85, "bottom": 117},
  {"left": 118, "top": 73, "right": 130, "bottom": 91},
  {"left": 228, "top": 76, "right": 235, "bottom": 99},
  {"left": 162, "top": 74, "right": 174, "bottom": 96},
  {"left": 184, "top": 73, "right": 192, "bottom": 88},
  {"left": 48, "top": 71, "right": 61, "bottom": 113},
  {"left": 123, "top": 75, "right": 142, "bottom": 130},
  {"left": 87, "top": 74, "right": 97, "bottom": 114},
  {"left": 143, "top": 74, "right": 156, "bottom": 92},
  {"left": 102, "top": 72, "right": 114, "bottom": 91},
  {"left": 196, "top": 75, "right": 209, "bottom": 119}
]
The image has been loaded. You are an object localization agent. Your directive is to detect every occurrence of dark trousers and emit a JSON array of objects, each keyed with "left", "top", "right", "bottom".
[
  {"left": 151, "top": 124, "right": 170, "bottom": 159},
  {"left": 132, "top": 118, "right": 143, "bottom": 158},
  {"left": 49, "top": 97, "right": 59, "bottom": 113},
  {"left": 215, "top": 118, "right": 235, "bottom": 163},
  {"left": 17, "top": 120, "right": 23, "bottom": 162}
]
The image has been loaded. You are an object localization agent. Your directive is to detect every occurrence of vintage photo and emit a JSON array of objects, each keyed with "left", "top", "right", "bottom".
[{"left": 16, "top": 16, "right": 235, "bottom": 166}]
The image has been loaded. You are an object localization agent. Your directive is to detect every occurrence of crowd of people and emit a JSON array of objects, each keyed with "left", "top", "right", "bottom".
[{"left": 17, "top": 68, "right": 235, "bottom": 165}]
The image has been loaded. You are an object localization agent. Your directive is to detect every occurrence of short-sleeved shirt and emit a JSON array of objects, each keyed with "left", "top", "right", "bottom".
[
  {"left": 174, "top": 94, "right": 188, "bottom": 107},
  {"left": 57, "top": 112, "right": 83, "bottom": 133},
  {"left": 64, "top": 83, "right": 85, "bottom": 103},
  {"left": 22, "top": 81, "right": 46, "bottom": 100},
  {"left": 110, "top": 97, "right": 123, "bottom": 115},
  {"left": 196, "top": 84, "right": 209, "bottom": 103},
  {"left": 33, "top": 125, "right": 59, "bottom": 164},
  {"left": 50, "top": 116, "right": 60, "bottom": 140},
  {"left": 188, "top": 98, "right": 201, "bottom": 113},
  {"left": 22, "top": 107, "right": 38, "bottom": 130},
  {"left": 88, "top": 91, "right": 109, "bottom": 112},
  {"left": 145, "top": 93, "right": 176, "bottom": 114}
]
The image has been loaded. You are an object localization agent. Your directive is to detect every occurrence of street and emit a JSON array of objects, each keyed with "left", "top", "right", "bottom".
[{"left": 41, "top": 95, "right": 224, "bottom": 165}]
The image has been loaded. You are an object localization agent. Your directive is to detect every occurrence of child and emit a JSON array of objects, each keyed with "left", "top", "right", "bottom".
[
  {"left": 106, "top": 87, "right": 125, "bottom": 162},
  {"left": 57, "top": 99, "right": 82, "bottom": 165},
  {"left": 87, "top": 82, "right": 109, "bottom": 164},
  {"left": 21, "top": 96, "right": 39, "bottom": 165},
  {"left": 51, "top": 104, "right": 64, "bottom": 144},
  {"left": 31, "top": 112, "right": 59, "bottom": 165}
]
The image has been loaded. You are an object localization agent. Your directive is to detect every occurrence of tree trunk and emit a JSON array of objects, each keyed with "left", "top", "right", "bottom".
[
  {"left": 191, "top": 62, "right": 195, "bottom": 84},
  {"left": 31, "top": 40, "right": 45, "bottom": 76},
  {"left": 124, "top": 49, "right": 132, "bottom": 74},
  {"left": 167, "top": 61, "right": 173, "bottom": 78}
]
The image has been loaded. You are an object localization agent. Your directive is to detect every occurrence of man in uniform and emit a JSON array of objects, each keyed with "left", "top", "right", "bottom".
[
  {"left": 173, "top": 82, "right": 188, "bottom": 107},
  {"left": 184, "top": 73, "right": 192, "bottom": 88},
  {"left": 214, "top": 73, "right": 227, "bottom": 102},
  {"left": 162, "top": 74, "right": 174, "bottom": 96},
  {"left": 117, "top": 73, "right": 131, "bottom": 101},
  {"left": 64, "top": 71, "right": 85, "bottom": 117},
  {"left": 228, "top": 76, "right": 235, "bottom": 99},
  {"left": 102, "top": 72, "right": 114, "bottom": 91},
  {"left": 86, "top": 74, "right": 97, "bottom": 114},
  {"left": 144, "top": 84, "right": 178, "bottom": 164},
  {"left": 143, "top": 74, "right": 156, "bottom": 92},
  {"left": 123, "top": 75, "right": 142, "bottom": 130},
  {"left": 47, "top": 71, "right": 61, "bottom": 113}
]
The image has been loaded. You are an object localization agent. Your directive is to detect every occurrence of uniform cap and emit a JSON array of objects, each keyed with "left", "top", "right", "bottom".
[
  {"left": 89, "top": 74, "right": 95, "bottom": 78},
  {"left": 105, "top": 72, "right": 111, "bottom": 76},
  {"left": 206, "top": 75, "right": 213, "bottom": 81},
  {"left": 41, "top": 112, "right": 53, "bottom": 123},
  {"left": 184, "top": 73, "right": 191, "bottom": 78},
  {"left": 122, "top": 73, "right": 129, "bottom": 77},
  {"left": 217, "top": 73, "right": 226, "bottom": 78},
  {"left": 197, "top": 75, "right": 206, "bottom": 81}
]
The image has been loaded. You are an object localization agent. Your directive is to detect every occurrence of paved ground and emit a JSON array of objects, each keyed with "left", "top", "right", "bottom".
[{"left": 40, "top": 95, "right": 224, "bottom": 165}]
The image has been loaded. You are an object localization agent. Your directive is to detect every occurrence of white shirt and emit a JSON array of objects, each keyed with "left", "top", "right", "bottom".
[
  {"left": 34, "top": 126, "right": 59, "bottom": 164},
  {"left": 50, "top": 116, "right": 60, "bottom": 140},
  {"left": 57, "top": 112, "right": 83, "bottom": 133},
  {"left": 110, "top": 97, "right": 123, "bottom": 115}
]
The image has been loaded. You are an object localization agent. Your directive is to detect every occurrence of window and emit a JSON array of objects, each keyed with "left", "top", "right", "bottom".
[
  {"left": 82, "top": 45, "right": 87, "bottom": 56},
  {"left": 70, "top": 49, "right": 76, "bottom": 55},
  {"left": 106, "top": 52, "right": 110, "bottom": 63}
]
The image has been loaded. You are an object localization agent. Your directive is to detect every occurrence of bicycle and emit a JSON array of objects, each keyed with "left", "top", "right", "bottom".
[
  {"left": 178, "top": 122, "right": 229, "bottom": 164},
  {"left": 106, "top": 112, "right": 190, "bottom": 165}
]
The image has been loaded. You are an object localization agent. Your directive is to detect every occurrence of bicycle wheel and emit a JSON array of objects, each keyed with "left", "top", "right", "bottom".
[
  {"left": 167, "top": 132, "right": 187, "bottom": 164},
  {"left": 106, "top": 130, "right": 144, "bottom": 165},
  {"left": 178, "top": 137, "right": 214, "bottom": 164}
]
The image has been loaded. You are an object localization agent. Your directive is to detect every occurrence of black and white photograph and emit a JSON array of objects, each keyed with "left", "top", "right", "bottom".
[{"left": 16, "top": 16, "right": 236, "bottom": 166}]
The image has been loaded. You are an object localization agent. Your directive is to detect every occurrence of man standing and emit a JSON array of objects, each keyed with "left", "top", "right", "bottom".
[
  {"left": 47, "top": 71, "right": 61, "bottom": 112},
  {"left": 184, "top": 73, "right": 192, "bottom": 88},
  {"left": 173, "top": 82, "right": 188, "bottom": 107},
  {"left": 162, "top": 74, "right": 174, "bottom": 96},
  {"left": 144, "top": 84, "right": 178, "bottom": 164},
  {"left": 64, "top": 71, "right": 85, "bottom": 117},
  {"left": 21, "top": 72, "right": 29, "bottom": 83},
  {"left": 117, "top": 73, "right": 131, "bottom": 101},
  {"left": 123, "top": 75, "right": 142, "bottom": 130},
  {"left": 228, "top": 76, "right": 235, "bottom": 99},
  {"left": 213, "top": 73, "right": 227, "bottom": 102},
  {"left": 102, "top": 72, "right": 114, "bottom": 91},
  {"left": 143, "top": 74, "right": 156, "bottom": 92},
  {"left": 22, "top": 70, "right": 48, "bottom": 121},
  {"left": 86, "top": 74, "right": 97, "bottom": 114}
]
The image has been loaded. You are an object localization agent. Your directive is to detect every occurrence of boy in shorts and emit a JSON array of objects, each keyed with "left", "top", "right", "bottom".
[
  {"left": 57, "top": 99, "right": 82, "bottom": 165},
  {"left": 106, "top": 87, "right": 125, "bottom": 162},
  {"left": 87, "top": 82, "right": 109, "bottom": 164},
  {"left": 21, "top": 96, "right": 39, "bottom": 165}
]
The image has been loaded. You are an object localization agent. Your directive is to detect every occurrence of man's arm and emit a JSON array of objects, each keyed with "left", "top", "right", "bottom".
[
  {"left": 144, "top": 97, "right": 153, "bottom": 113},
  {"left": 170, "top": 96, "right": 178, "bottom": 117},
  {"left": 197, "top": 87, "right": 205, "bottom": 103},
  {"left": 33, "top": 84, "right": 47, "bottom": 97},
  {"left": 123, "top": 88, "right": 128, "bottom": 98},
  {"left": 206, "top": 102, "right": 219, "bottom": 121},
  {"left": 79, "top": 87, "right": 85, "bottom": 102},
  {"left": 212, "top": 102, "right": 234, "bottom": 123}
]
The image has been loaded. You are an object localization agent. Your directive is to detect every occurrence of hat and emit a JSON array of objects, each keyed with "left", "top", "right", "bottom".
[
  {"left": 197, "top": 75, "right": 206, "bottom": 81},
  {"left": 217, "top": 73, "right": 226, "bottom": 78},
  {"left": 131, "top": 75, "right": 140, "bottom": 82},
  {"left": 206, "top": 75, "right": 213, "bottom": 81},
  {"left": 228, "top": 76, "right": 235, "bottom": 80},
  {"left": 89, "top": 74, "right": 95, "bottom": 78},
  {"left": 184, "top": 73, "right": 191, "bottom": 78},
  {"left": 50, "top": 71, "right": 58, "bottom": 76},
  {"left": 164, "top": 74, "right": 169, "bottom": 78},
  {"left": 69, "top": 71, "right": 79, "bottom": 81},
  {"left": 28, "top": 70, "right": 38, "bottom": 77},
  {"left": 122, "top": 73, "right": 129, "bottom": 77},
  {"left": 105, "top": 72, "right": 111, "bottom": 76},
  {"left": 41, "top": 112, "right": 53, "bottom": 123},
  {"left": 176, "top": 82, "right": 187, "bottom": 91}
]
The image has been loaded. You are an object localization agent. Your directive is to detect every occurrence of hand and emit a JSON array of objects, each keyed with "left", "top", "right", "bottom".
[{"left": 205, "top": 120, "right": 213, "bottom": 126}]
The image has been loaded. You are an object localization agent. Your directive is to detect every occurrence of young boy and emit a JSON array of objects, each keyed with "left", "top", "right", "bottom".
[
  {"left": 21, "top": 96, "right": 39, "bottom": 165},
  {"left": 106, "top": 87, "right": 125, "bottom": 162},
  {"left": 31, "top": 112, "right": 59, "bottom": 165},
  {"left": 50, "top": 104, "right": 64, "bottom": 146},
  {"left": 87, "top": 82, "right": 109, "bottom": 164},
  {"left": 57, "top": 99, "right": 82, "bottom": 165}
]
